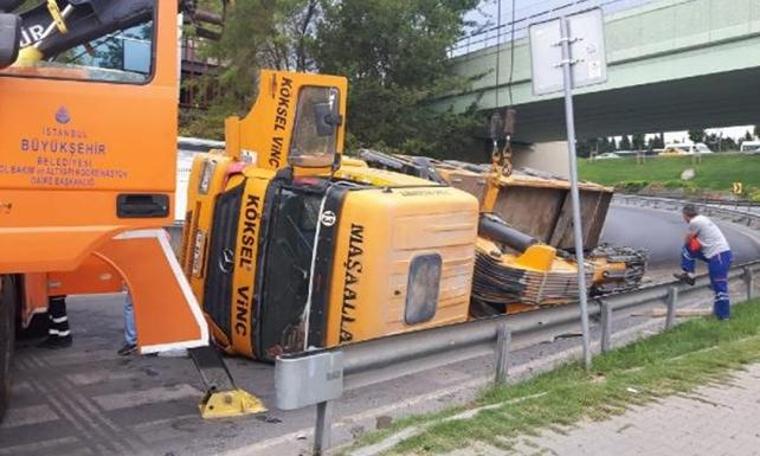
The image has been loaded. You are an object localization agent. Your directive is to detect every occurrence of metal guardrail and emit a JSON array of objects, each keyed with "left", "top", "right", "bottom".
[
  {"left": 275, "top": 260, "right": 760, "bottom": 455},
  {"left": 614, "top": 194, "right": 760, "bottom": 229}
]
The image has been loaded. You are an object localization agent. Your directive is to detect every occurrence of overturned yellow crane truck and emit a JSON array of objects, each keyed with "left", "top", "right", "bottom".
[
  {"left": 182, "top": 71, "right": 480, "bottom": 360},
  {"left": 351, "top": 151, "right": 648, "bottom": 316}
]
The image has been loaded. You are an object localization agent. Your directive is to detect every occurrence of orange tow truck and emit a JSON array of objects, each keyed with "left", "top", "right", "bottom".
[
  {"left": 0, "top": 0, "right": 254, "bottom": 419},
  {"left": 0, "top": 0, "right": 482, "bottom": 420}
]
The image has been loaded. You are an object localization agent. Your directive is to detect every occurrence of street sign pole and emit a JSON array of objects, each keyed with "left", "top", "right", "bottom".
[
  {"left": 529, "top": 8, "right": 606, "bottom": 371},
  {"left": 558, "top": 16, "right": 592, "bottom": 370}
]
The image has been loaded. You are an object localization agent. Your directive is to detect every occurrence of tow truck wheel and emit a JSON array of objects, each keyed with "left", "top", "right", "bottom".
[{"left": 0, "top": 274, "right": 18, "bottom": 421}]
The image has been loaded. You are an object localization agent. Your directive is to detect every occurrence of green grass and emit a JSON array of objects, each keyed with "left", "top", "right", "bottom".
[
  {"left": 578, "top": 154, "right": 760, "bottom": 194},
  {"left": 348, "top": 299, "right": 760, "bottom": 455}
]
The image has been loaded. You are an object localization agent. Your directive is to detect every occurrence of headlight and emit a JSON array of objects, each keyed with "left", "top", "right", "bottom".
[
  {"left": 198, "top": 159, "right": 216, "bottom": 195},
  {"left": 192, "top": 229, "right": 207, "bottom": 277},
  {"left": 404, "top": 254, "right": 442, "bottom": 325}
]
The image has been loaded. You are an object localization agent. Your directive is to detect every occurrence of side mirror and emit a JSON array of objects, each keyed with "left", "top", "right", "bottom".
[
  {"left": 289, "top": 86, "right": 341, "bottom": 169},
  {"left": 313, "top": 101, "right": 341, "bottom": 138},
  {"left": 0, "top": 13, "right": 20, "bottom": 69}
]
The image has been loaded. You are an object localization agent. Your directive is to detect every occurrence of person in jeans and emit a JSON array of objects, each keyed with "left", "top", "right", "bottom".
[
  {"left": 674, "top": 204, "right": 733, "bottom": 320},
  {"left": 118, "top": 291, "right": 138, "bottom": 356}
]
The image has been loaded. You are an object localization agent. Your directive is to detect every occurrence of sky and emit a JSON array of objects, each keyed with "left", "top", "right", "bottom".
[{"left": 462, "top": 0, "right": 756, "bottom": 142}]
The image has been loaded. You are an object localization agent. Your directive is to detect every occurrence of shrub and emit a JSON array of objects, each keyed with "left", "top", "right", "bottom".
[{"left": 615, "top": 180, "right": 649, "bottom": 193}]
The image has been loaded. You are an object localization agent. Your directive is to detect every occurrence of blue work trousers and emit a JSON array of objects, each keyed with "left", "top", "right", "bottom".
[{"left": 681, "top": 245, "right": 733, "bottom": 320}]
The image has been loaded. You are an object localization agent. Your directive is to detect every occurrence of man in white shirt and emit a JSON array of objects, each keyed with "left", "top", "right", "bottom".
[{"left": 674, "top": 204, "right": 733, "bottom": 319}]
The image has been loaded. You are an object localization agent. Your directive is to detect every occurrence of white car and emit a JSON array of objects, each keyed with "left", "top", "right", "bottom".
[
  {"left": 595, "top": 152, "right": 620, "bottom": 160},
  {"left": 740, "top": 141, "right": 760, "bottom": 153}
]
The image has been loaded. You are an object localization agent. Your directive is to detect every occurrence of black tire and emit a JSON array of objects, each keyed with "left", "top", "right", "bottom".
[
  {"left": 0, "top": 274, "right": 18, "bottom": 422},
  {"left": 15, "top": 311, "right": 48, "bottom": 339}
]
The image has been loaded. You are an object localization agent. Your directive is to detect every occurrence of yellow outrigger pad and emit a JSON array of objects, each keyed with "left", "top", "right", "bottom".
[
  {"left": 190, "top": 347, "right": 267, "bottom": 419},
  {"left": 199, "top": 388, "right": 267, "bottom": 419}
]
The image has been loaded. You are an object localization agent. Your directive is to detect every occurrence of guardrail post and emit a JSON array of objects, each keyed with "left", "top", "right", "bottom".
[
  {"left": 666, "top": 287, "right": 679, "bottom": 329},
  {"left": 744, "top": 267, "right": 755, "bottom": 301},
  {"left": 600, "top": 301, "right": 612, "bottom": 353},
  {"left": 313, "top": 400, "right": 334, "bottom": 455},
  {"left": 494, "top": 322, "right": 511, "bottom": 386}
]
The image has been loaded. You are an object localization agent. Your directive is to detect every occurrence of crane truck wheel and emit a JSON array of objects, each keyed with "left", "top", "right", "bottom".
[
  {"left": 0, "top": 274, "right": 18, "bottom": 421},
  {"left": 16, "top": 312, "right": 48, "bottom": 339}
]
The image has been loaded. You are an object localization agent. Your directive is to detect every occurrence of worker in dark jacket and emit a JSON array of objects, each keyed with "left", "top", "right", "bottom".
[
  {"left": 674, "top": 204, "right": 733, "bottom": 320},
  {"left": 37, "top": 295, "right": 72, "bottom": 348}
]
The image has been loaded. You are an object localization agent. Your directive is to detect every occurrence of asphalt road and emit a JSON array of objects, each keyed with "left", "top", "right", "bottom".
[
  {"left": 2, "top": 205, "right": 758, "bottom": 456},
  {"left": 602, "top": 205, "right": 760, "bottom": 268}
]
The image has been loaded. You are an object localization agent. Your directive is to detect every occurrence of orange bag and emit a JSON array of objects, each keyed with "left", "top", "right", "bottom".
[{"left": 687, "top": 235, "right": 702, "bottom": 253}]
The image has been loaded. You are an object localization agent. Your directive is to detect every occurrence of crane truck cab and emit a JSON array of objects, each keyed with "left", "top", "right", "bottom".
[{"left": 184, "top": 71, "right": 480, "bottom": 361}]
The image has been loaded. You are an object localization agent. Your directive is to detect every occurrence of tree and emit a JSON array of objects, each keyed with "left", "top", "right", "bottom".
[
  {"left": 688, "top": 128, "right": 706, "bottom": 143},
  {"left": 705, "top": 132, "right": 719, "bottom": 151},
  {"left": 646, "top": 136, "right": 656, "bottom": 151},
  {"left": 312, "top": 0, "right": 480, "bottom": 156},
  {"left": 744, "top": 131, "right": 753, "bottom": 142},
  {"left": 184, "top": 0, "right": 483, "bottom": 157},
  {"left": 598, "top": 137, "right": 610, "bottom": 153},
  {"left": 619, "top": 135, "right": 631, "bottom": 151},
  {"left": 722, "top": 136, "right": 738, "bottom": 151},
  {"left": 655, "top": 132, "right": 665, "bottom": 149},
  {"left": 632, "top": 133, "right": 645, "bottom": 151},
  {"left": 182, "top": 0, "right": 294, "bottom": 137},
  {"left": 575, "top": 138, "right": 590, "bottom": 158}
]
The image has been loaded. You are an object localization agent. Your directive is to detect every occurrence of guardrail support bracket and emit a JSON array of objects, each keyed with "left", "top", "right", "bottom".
[
  {"left": 494, "top": 322, "right": 511, "bottom": 385},
  {"left": 600, "top": 301, "right": 612, "bottom": 353},
  {"left": 744, "top": 267, "right": 754, "bottom": 301},
  {"left": 666, "top": 287, "right": 679, "bottom": 329},
  {"left": 314, "top": 400, "right": 334, "bottom": 455}
]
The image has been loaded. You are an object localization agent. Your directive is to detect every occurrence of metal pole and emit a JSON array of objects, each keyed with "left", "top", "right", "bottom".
[
  {"left": 313, "top": 401, "right": 334, "bottom": 455},
  {"left": 494, "top": 322, "right": 511, "bottom": 385},
  {"left": 559, "top": 17, "right": 592, "bottom": 370}
]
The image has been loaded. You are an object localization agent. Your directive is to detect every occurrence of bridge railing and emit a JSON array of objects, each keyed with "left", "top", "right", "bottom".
[{"left": 449, "top": 0, "right": 653, "bottom": 57}]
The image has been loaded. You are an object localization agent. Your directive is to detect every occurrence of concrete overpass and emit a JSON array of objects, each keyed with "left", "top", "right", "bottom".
[{"left": 443, "top": 0, "right": 760, "bottom": 143}]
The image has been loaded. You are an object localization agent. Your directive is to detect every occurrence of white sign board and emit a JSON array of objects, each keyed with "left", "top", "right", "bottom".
[{"left": 529, "top": 8, "right": 607, "bottom": 95}]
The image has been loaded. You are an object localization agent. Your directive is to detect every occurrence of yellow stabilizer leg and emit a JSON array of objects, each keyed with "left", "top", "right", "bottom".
[
  {"left": 189, "top": 346, "right": 267, "bottom": 419},
  {"left": 199, "top": 388, "right": 267, "bottom": 419}
]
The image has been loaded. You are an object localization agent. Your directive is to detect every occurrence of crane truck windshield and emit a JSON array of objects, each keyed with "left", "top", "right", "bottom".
[
  {"left": 0, "top": 13, "right": 20, "bottom": 68},
  {"left": 289, "top": 86, "right": 341, "bottom": 168},
  {"left": 0, "top": 0, "right": 155, "bottom": 83}
]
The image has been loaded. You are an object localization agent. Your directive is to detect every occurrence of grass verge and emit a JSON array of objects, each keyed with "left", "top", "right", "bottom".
[
  {"left": 578, "top": 154, "right": 760, "bottom": 195},
  {"left": 347, "top": 299, "right": 760, "bottom": 455}
]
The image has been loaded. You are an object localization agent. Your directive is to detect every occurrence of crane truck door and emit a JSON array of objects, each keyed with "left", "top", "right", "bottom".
[{"left": 0, "top": 0, "right": 178, "bottom": 274}]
